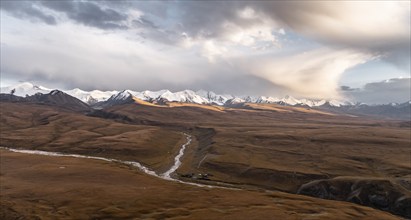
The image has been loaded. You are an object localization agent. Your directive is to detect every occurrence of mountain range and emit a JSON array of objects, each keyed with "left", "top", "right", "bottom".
[
  {"left": 1, "top": 82, "right": 410, "bottom": 119},
  {"left": 0, "top": 82, "right": 358, "bottom": 107}
]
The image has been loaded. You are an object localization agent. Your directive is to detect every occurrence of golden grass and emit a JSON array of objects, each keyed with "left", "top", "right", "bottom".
[
  {"left": 244, "top": 103, "right": 336, "bottom": 115},
  {"left": 166, "top": 102, "right": 226, "bottom": 112}
]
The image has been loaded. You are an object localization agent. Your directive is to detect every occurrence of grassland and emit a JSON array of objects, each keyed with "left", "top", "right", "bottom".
[{"left": 0, "top": 101, "right": 410, "bottom": 218}]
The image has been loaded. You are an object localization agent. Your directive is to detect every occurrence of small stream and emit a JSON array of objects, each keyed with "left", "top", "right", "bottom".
[{"left": 161, "top": 133, "right": 191, "bottom": 179}]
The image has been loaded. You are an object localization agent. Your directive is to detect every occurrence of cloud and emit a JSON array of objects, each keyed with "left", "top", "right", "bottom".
[
  {"left": 2, "top": 1, "right": 409, "bottom": 59},
  {"left": 175, "top": 1, "right": 409, "bottom": 99},
  {"left": 0, "top": 16, "right": 288, "bottom": 96},
  {"left": 0, "top": 1, "right": 56, "bottom": 25},
  {"left": 255, "top": 1, "right": 410, "bottom": 70},
  {"left": 343, "top": 78, "right": 411, "bottom": 104},
  {"left": 139, "top": 1, "right": 410, "bottom": 68},
  {"left": 41, "top": 1, "right": 128, "bottom": 30},
  {"left": 201, "top": 41, "right": 228, "bottom": 63},
  {"left": 131, "top": 1, "right": 410, "bottom": 91},
  {"left": 5, "top": 1, "right": 407, "bottom": 65},
  {"left": 243, "top": 48, "right": 371, "bottom": 99},
  {"left": 1, "top": 1, "right": 409, "bottom": 102}
]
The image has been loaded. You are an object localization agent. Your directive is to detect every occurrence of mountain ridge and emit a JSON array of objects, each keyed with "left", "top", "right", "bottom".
[{"left": 1, "top": 82, "right": 410, "bottom": 120}]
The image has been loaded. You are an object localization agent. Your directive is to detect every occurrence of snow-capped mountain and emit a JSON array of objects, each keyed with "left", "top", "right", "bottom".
[
  {"left": 97, "top": 90, "right": 137, "bottom": 107},
  {"left": 256, "top": 96, "right": 280, "bottom": 104},
  {"left": 152, "top": 90, "right": 207, "bottom": 104},
  {"left": 0, "top": 82, "right": 51, "bottom": 97},
  {"left": 196, "top": 90, "right": 234, "bottom": 105},
  {"left": 103, "top": 89, "right": 350, "bottom": 107},
  {"left": 225, "top": 97, "right": 246, "bottom": 105},
  {"left": 0, "top": 82, "right": 363, "bottom": 108},
  {"left": 65, "top": 88, "right": 118, "bottom": 104},
  {"left": 134, "top": 90, "right": 170, "bottom": 101},
  {"left": 1, "top": 82, "right": 409, "bottom": 119},
  {"left": 102, "top": 89, "right": 209, "bottom": 107},
  {"left": 1, "top": 82, "right": 117, "bottom": 105}
]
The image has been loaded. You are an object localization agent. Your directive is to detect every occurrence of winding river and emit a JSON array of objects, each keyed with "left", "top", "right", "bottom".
[{"left": 0, "top": 133, "right": 219, "bottom": 189}]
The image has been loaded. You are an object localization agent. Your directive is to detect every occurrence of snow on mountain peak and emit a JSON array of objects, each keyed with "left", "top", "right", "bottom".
[
  {"left": 195, "top": 90, "right": 232, "bottom": 105},
  {"left": 155, "top": 89, "right": 209, "bottom": 104},
  {"left": 256, "top": 96, "right": 280, "bottom": 104},
  {"left": 111, "top": 90, "right": 134, "bottom": 100},
  {"left": 226, "top": 97, "right": 246, "bottom": 105},
  {"left": 65, "top": 88, "right": 117, "bottom": 104}
]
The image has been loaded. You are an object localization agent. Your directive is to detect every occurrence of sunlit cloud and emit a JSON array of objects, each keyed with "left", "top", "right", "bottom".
[{"left": 244, "top": 48, "right": 372, "bottom": 99}]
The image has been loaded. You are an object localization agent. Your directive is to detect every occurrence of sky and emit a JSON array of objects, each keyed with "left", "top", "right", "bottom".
[{"left": 0, "top": 1, "right": 410, "bottom": 104}]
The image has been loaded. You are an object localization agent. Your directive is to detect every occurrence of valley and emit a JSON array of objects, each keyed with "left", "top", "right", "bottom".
[{"left": 1, "top": 93, "right": 410, "bottom": 219}]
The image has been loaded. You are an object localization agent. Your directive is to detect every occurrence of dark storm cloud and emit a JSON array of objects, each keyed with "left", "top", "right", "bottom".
[
  {"left": 343, "top": 78, "right": 411, "bottom": 104},
  {"left": 41, "top": 1, "right": 128, "bottom": 30},
  {"left": 1, "top": 1, "right": 128, "bottom": 29},
  {"left": 0, "top": 1, "right": 56, "bottom": 25}
]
